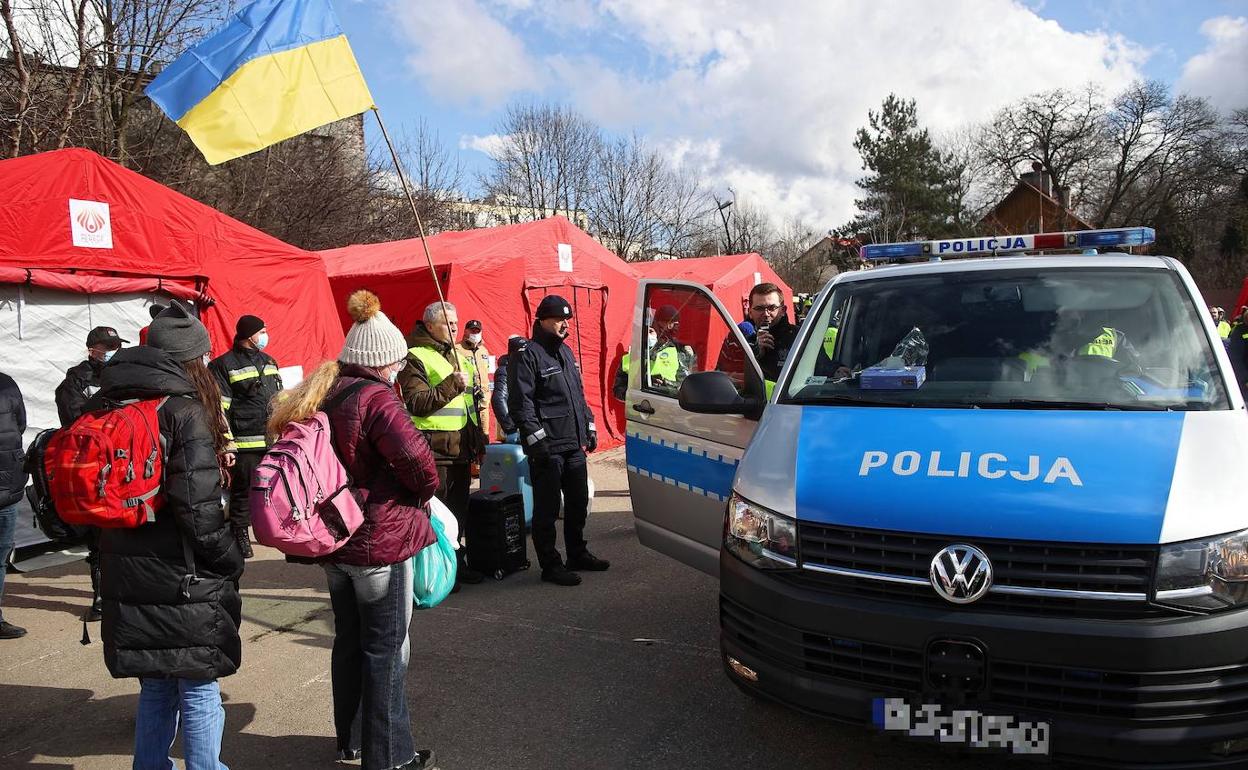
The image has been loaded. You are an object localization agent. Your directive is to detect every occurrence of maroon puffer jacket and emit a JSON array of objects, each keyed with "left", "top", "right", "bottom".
[{"left": 323, "top": 365, "right": 440, "bottom": 566}]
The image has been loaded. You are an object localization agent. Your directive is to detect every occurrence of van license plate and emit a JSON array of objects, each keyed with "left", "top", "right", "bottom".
[{"left": 873, "top": 698, "right": 1050, "bottom": 756}]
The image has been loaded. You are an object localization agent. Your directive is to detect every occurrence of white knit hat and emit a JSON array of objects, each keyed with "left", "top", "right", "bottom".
[{"left": 339, "top": 290, "right": 408, "bottom": 367}]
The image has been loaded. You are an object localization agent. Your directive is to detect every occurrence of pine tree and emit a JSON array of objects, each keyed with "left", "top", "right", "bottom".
[{"left": 847, "top": 95, "right": 963, "bottom": 243}]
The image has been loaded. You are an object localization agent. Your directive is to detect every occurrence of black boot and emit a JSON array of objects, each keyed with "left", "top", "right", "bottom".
[
  {"left": 233, "top": 524, "right": 253, "bottom": 559},
  {"left": 567, "top": 552, "right": 611, "bottom": 572},
  {"left": 455, "top": 551, "right": 483, "bottom": 585},
  {"left": 541, "top": 564, "right": 582, "bottom": 586},
  {"left": 85, "top": 563, "right": 103, "bottom": 622}
]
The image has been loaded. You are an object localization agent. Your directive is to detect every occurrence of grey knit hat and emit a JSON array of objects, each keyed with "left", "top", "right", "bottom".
[
  {"left": 340, "top": 290, "right": 408, "bottom": 367},
  {"left": 148, "top": 300, "right": 211, "bottom": 362}
]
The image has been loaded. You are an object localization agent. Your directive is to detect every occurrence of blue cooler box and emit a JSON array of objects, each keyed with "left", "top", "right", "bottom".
[{"left": 480, "top": 443, "right": 533, "bottom": 526}]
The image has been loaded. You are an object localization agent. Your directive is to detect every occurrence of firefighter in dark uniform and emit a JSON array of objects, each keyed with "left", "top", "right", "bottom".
[
  {"left": 509, "top": 295, "right": 610, "bottom": 586},
  {"left": 55, "top": 325, "right": 127, "bottom": 622},
  {"left": 209, "top": 315, "right": 282, "bottom": 558}
]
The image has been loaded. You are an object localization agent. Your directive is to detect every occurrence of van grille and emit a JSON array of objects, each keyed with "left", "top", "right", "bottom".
[{"left": 793, "top": 522, "right": 1170, "bottom": 619}]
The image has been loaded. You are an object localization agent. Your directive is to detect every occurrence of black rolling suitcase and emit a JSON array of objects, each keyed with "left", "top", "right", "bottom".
[{"left": 466, "top": 490, "right": 530, "bottom": 580}]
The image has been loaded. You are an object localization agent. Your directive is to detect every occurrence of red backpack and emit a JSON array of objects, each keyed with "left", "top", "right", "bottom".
[{"left": 45, "top": 398, "right": 168, "bottom": 528}]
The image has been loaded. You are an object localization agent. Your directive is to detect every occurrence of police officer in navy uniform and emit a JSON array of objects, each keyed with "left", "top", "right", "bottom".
[
  {"left": 210, "top": 315, "right": 282, "bottom": 558},
  {"left": 509, "top": 295, "right": 609, "bottom": 586}
]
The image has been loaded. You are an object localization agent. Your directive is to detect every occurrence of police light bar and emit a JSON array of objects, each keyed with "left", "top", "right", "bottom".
[{"left": 859, "top": 227, "right": 1155, "bottom": 261}]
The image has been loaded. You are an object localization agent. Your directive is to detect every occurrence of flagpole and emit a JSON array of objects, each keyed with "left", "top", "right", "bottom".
[{"left": 370, "top": 107, "right": 461, "bottom": 374}]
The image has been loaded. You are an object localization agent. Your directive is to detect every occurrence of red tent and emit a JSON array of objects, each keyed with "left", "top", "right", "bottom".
[
  {"left": 1235, "top": 276, "right": 1248, "bottom": 319},
  {"left": 0, "top": 148, "right": 343, "bottom": 367},
  {"left": 320, "top": 217, "right": 638, "bottom": 448},
  {"left": 634, "top": 253, "right": 794, "bottom": 321}
]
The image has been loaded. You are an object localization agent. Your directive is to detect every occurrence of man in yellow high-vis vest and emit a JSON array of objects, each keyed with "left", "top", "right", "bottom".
[{"left": 399, "top": 301, "right": 486, "bottom": 585}]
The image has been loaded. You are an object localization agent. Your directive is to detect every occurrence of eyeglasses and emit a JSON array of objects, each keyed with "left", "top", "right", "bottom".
[
  {"left": 394, "top": 359, "right": 407, "bottom": 371},
  {"left": 752, "top": 304, "right": 782, "bottom": 313}
]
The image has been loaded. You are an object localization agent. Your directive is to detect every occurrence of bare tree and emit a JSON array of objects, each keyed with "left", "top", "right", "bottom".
[
  {"left": 482, "top": 102, "right": 602, "bottom": 220},
  {"left": 589, "top": 133, "right": 671, "bottom": 260},
  {"left": 654, "top": 166, "right": 715, "bottom": 257},
  {"left": 763, "top": 215, "right": 819, "bottom": 291},
  {"left": 978, "top": 85, "right": 1108, "bottom": 214},
  {"left": 1, "top": 0, "right": 232, "bottom": 163},
  {"left": 1094, "top": 81, "right": 1222, "bottom": 227},
  {"left": 724, "top": 199, "right": 777, "bottom": 255}
]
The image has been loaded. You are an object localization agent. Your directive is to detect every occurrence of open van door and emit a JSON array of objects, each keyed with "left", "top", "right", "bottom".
[{"left": 625, "top": 280, "right": 766, "bottom": 575}]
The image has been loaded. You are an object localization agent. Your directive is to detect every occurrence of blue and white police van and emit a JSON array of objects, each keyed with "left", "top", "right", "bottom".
[{"left": 624, "top": 228, "right": 1248, "bottom": 767}]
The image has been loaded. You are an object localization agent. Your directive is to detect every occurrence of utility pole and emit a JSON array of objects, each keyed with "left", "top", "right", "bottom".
[{"left": 714, "top": 196, "right": 734, "bottom": 255}]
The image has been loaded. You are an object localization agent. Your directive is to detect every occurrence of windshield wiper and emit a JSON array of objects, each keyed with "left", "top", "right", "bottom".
[{"left": 990, "top": 399, "right": 1172, "bottom": 411}]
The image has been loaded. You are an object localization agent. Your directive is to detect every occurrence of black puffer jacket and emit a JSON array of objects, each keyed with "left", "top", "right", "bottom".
[
  {"left": 491, "top": 336, "right": 528, "bottom": 435},
  {"left": 93, "top": 347, "right": 244, "bottom": 681},
  {"left": 0, "top": 372, "right": 27, "bottom": 509},
  {"left": 55, "top": 357, "right": 105, "bottom": 427},
  {"left": 508, "top": 324, "right": 595, "bottom": 455}
]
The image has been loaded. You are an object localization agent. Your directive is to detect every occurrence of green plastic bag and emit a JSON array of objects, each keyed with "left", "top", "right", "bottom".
[{"left": 412, "top": 510, "right": 457, "bottom": 609}]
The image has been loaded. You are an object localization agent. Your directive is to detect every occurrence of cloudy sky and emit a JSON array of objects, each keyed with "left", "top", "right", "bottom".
[{"left": 339, "top": 0, "right": 1248, "bottom": 229}]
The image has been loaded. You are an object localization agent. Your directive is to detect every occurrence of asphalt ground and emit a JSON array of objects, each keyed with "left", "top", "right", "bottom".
[{"left": 1, "top": 447, "right": 1005, "bottom": 770}]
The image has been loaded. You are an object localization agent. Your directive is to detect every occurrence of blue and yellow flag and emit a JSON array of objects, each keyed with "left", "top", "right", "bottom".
[{"left": 145, "top": 0, "right": 374, "bottom": 165}]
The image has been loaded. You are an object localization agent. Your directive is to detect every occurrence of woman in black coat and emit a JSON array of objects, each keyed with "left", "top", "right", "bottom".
[{"left": 96, "top": 302, "right": 243, "bottom": 770}]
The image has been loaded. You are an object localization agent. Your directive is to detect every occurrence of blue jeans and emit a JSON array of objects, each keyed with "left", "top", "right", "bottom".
[
  {"left": 0, "top": 504, "right": 16, "bottom": 622},
  {"left": 323, "top": 560, "right": 415, "bottom": 770},
  {"left": 133, "top": 678, "right": 228, "bottom": 770}
]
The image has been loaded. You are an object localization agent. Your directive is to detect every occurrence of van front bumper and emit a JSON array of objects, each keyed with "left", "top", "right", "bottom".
[{"left": 720, "top": 550, "right": 1248, "bottom": 768}]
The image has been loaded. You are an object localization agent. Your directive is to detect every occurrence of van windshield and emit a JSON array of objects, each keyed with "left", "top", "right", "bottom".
[{"left": 783, "top": 267, "right": 1230, "bottom": 410}]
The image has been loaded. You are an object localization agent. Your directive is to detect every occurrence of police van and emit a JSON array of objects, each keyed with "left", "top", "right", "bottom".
[{"left": 624, "top": 228, "right": 1248, "bottom": 767}]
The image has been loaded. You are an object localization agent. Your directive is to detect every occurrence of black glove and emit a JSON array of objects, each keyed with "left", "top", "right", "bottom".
[
  {"left": 585, "top": 432, "right": 597, "bottom": 453},
  {"left": 528, "top": 437, "right": 551, "bottom": 458}
]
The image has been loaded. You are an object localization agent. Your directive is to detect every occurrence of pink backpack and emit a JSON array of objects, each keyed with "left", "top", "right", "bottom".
[{"left": 250, "top": 381, "right": 370, "bottom": 558}]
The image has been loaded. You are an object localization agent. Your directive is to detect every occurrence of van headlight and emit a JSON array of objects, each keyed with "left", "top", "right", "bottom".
[
  {"left": 1155, "top": 529, "right": 1248, "bottom": 611},
  {"left": 725, "top": 493, "right": 798, "bottom": 570}
]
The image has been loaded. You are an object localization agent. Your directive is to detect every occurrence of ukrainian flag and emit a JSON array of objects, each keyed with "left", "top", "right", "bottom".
[{"left": 145, "top": 0, "right": 374, "bottom": 165}]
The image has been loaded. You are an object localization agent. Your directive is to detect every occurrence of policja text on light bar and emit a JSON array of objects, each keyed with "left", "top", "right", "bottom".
[{"left": 860, "top": 227, "right": 1156, "bottom": 261}]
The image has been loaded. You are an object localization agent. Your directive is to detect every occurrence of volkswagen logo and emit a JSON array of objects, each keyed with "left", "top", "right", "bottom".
[{"left": 929, "top": 544, "right": 993, "bottom": 604}]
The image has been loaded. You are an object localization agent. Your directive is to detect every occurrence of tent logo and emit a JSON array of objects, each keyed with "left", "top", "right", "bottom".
[
  {"left": 69, "top": 199, "right": 113, "bottom": 249},
  {"left": 76, "top": 209, "right": 105, "bottom": 234}
]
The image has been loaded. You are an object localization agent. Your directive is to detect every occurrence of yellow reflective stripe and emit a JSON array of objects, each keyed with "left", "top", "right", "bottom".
[
  {"left": 262, "top": 365, "right": 281, "bottom": 377},
  {"left": 220, "top": 396, "right": 232, "bottom": 410},
  {"left": 227, "top": 366, "right": 260, "bottom": 383},
  {"left": 234, "top": 434, "right": 266, "bottom": 449}
]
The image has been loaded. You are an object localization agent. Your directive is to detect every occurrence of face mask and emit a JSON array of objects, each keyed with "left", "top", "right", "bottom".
[
  {"left": 255, "top": 332, "right": 269, "bottom": 351},
  {"left": 648, "top": 333, "right": 657, "bottom": 348},
  {"left": 102, "top": 349, "right": 116, "bottom": 363},
  {"left": 467, "top": 333, "right": 482, "bottom": 345},
  {"left": 387, "top": 367, "right": 399, "bottom": 385}
]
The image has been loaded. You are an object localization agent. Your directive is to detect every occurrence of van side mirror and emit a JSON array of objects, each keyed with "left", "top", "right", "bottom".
[{"left": 678, "top": 371, "right": 764, "bottom": 420}]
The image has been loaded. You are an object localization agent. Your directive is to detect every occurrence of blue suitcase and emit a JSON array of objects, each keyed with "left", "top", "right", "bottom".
[{"left": 480, "top": 443, "right": 533, "bottom": 526}]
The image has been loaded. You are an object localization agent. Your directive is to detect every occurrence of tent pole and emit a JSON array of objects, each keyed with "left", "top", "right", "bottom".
[{"left": 371, "top": 107, "right": 461, "bottom": 374}]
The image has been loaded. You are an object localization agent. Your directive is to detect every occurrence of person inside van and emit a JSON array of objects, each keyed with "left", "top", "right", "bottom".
[
  {"left": 1021, "top": 309, "right": 1141, "bottom": 378},
  {"left": 649, "top": 306, "right": 695, "bottom": 392}
]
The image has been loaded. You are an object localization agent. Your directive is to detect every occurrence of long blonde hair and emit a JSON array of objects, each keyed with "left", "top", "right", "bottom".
[{"left": 267, "top": 360, "right": 342, "bottom": 440}]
